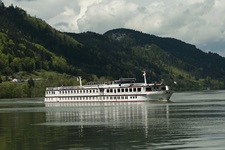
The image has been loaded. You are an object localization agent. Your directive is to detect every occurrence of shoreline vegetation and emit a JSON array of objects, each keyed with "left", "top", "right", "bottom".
[
  {"left": 0, "top": 71, "right": 81, "bottom": 99},
  {"left": 0, "top": 71, "right": 224, "bottom": 99}
]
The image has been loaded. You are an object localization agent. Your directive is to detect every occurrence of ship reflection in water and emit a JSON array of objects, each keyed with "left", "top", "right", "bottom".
[{"left": 45, "top": 102, "right": 169, "bottom": 138}]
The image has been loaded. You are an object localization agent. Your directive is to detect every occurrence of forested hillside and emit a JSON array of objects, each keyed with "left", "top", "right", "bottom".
[
  {"left": 0, "top": 3, "right": 82, "bottom": 76},
  {"left": 0, "top": 2, "right": 225, "bottom": 98}
]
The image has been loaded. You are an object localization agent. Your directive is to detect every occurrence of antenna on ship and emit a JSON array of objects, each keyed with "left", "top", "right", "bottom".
[
  {"left": 142, "top": 71, "right": 147, "bottom": 85},
  {"left": 77, "top": 76, "right": 82, "bottom": 87}
]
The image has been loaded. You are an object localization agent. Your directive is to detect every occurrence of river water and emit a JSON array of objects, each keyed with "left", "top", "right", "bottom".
[{"left": 0, "top": 90, "right": 225, "bottom": 150}]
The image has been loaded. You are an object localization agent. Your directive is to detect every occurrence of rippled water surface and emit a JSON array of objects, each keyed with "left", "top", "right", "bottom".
[{"left": 0, "top": 90, "right": 225, "bottom": 150}]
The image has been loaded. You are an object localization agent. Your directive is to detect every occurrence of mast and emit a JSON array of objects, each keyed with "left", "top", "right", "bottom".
[
  {"left": 77, "top": 76, "right": 82, "bottom": 87},
  {"left": 143, "top": 71, "right": 147, "bottom": 85}
]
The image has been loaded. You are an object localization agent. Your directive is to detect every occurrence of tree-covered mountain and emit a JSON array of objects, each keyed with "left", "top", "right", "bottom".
[
  {"left": 0, "top": 3, "right": 84, "bottom": 76},
  {"left": 67, "top": 29, "right": 225, "bottom": 89},
  {"left": 0, "top": 2, "right": 225, "bottom": 94}
]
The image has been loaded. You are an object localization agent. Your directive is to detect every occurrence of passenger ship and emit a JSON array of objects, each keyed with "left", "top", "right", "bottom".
[{"left": 44, "top": 72, "right": 173, "bottom": 103}]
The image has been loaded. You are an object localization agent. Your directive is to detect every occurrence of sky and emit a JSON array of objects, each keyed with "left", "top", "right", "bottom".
[{"left": 3, "top": 0, "right": 225, "bottom": 57}]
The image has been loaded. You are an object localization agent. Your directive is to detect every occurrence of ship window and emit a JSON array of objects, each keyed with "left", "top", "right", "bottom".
[
  {"left": 117, "top": 89, "right": 120, "bottom": 92},
  {"left": 129, "top": 88, "right": 132, "bottom": 92},
  {"left": 154, "top": 86, "right": 158, "bottom": 90},
  {"left": 138, "top": 88, "right": 141, "bottom": 92},
  {"left": 125, "top": 89, "right": 128, "bottom": 92},
  {"left": 121, "top": 89, "right": 124, "bottom": 92},
  {"left": 133, "top": 88, "right": 136, "bottom": 92},
  {"left": 114, "top": 89, "right": 116, "bottom": 93},
  {"left": 146, "top": 87, "right": 152, "bottom": 91}
]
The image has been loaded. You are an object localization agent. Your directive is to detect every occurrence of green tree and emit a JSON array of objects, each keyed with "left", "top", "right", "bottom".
[{"left": 27, "top": 77, "right": 34, "bottom": 88}]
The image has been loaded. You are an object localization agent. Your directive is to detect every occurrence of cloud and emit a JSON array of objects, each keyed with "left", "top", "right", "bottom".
[
  {"left": 77, "top": 0, "right": 138, "bottom": 33},
  {"left": 3, "top": 0, "right": 225, "bottom": 56}
]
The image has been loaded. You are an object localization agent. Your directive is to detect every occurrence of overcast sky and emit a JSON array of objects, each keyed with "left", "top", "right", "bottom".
[{"left": 3, "top": 0, "right": 225, "bottom": 57}]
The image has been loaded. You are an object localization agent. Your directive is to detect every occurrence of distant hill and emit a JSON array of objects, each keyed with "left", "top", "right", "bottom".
[
  {"left": 0, "top": 3, "right": 225, "bottom": 90},
  {"left": 105, "top": 28, "right": 225, "bottom": 79}
]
